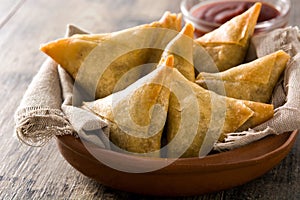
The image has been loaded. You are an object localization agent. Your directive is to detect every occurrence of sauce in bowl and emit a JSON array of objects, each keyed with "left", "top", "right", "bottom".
[
  {"left": 191, "top": 1, "right": 280, "bottom": 24},
  {"left": 181, "top": 0, "right": 291, "bottom": 37}
]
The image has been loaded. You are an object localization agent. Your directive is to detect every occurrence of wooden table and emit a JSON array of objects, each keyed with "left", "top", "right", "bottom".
[{"left": 0, "top": 0, "right": 299, "bottom": 199}]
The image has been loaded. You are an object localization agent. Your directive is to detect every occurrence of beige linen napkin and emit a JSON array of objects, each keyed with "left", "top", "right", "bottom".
[
  {"left": 14, "top": 25, "right": 300, "bottom": 154},
  {"left": 15, "top": 25, "right": 109, "bottom": 148},
  {"left": 14, "top": 58, "right": 73, "bottom": 146}
]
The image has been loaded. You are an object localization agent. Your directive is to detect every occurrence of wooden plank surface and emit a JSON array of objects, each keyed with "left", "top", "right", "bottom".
[
  {"left": 0, "top": 0, "right": 299, "bottom": 199},
  {"left": 0, "top": 0, "right": 26, "bottom": 29}
]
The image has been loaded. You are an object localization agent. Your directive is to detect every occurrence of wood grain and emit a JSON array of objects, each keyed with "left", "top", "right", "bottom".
[
  {"left": 0, "top": 0, "right": 299, "bottom": 199},
  {"left": 0, "top": 0, "right": 26, "bottom": 29}
]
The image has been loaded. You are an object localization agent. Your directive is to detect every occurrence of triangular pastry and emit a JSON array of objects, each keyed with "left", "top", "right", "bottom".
[
  {"left": 195, "top": 3, "right": 261, "bottom": 71},
  {"left": 166, "top": 65, "right": 273, "bottom": 158},
  {"left": 237, "top": 100, "right": 274, "bottom": 132},
  {"left": 160, "top": 23, "right": 195, "bottom": 81},
  {"left": 82, "top": 55, "right": 175, "bottom": 157},
  {"left": 196, "top": 50, "right": 290, "bottom": 103},
  {"left": 40, "top": 12, "right": 182, "bottom": 99}
]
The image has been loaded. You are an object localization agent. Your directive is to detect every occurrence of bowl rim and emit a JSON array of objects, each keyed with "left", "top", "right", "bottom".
[{"left": 56, "top": 130, "right": 298, "bottom": 173}]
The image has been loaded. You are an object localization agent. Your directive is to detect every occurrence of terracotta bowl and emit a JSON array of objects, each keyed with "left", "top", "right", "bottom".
[{"left": 56, "top": 130, "right": 298, "bottom": 196}]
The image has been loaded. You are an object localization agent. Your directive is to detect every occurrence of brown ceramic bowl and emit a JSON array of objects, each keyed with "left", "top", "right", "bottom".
[{"left": 56, "top": 130, "right": 298, "bottom": 197}]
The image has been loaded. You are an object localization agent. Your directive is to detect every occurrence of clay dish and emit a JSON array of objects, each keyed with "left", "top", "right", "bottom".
[{"left": 56, "top": 130, "right": 298, "bottom": 196}]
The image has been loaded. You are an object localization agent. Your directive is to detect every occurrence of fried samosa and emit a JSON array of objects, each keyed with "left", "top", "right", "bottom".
[
  {"left": 166, "top": 65, "right": 273, "bottom": 158},
  {"left": 160, "top": 23, "right": 195, "bottom": 81},
  {"left": 196, "top": 50, "right": 290, "bottom": 103},
  {"left": 82, "top": 55, "right": 175, "bottom": 157},
  {"left": 237, "top": 101, "right": 274, "bottom": 132},
  {"left": 40, "top": 12, "right": 182, "bottom": 99},
  {"left": 195, "top": 3, "right": 261, "bottom": 72}
]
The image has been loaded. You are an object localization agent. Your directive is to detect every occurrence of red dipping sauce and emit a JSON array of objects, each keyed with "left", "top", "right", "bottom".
[
  {"left": 181, "top": 0, "right": 291, "bottom": 37},
  {"left": 192, "top": 1, "right": 279, "bottom": 24}
]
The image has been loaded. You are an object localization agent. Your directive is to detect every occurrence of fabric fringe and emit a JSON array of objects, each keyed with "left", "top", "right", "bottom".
[
  {"left": 213, "top": 127, "right": 278, "bottom": 152},
  {"left": 15, "top": 107, "right": 74, "bottom": 147}
]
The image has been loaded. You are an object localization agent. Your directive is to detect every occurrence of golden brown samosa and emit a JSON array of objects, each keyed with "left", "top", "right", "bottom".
[
  {"left": 82, "top": 55, "right": 175, "bottom": 157},
  {"left": 195, "top": 3, "right": 261, "bottom": 72},
  {"left": 237, "top": 101, "right": 274, "bottom": 132},
  {"left": 160, "top": 23, "right": 195, "bottom": 81},
  {"left": 196, "top": 50, "right": 290, "bottom": 103},
  {"left": 40, "top": 12, "right": 182, "bottom": 99},
  {"left": 166, "top": 65, "right": 273, "bottom": 158}
]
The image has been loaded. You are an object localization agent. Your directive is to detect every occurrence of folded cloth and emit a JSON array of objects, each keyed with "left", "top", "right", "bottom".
[
  {"left": 15, "top": 25, "right": 110, "bottom": 148},
  {"left": 14, "top": 24, "right": 300, "bottom": 154},
  {"left": 14, "top": 58, "right": 74, "bottom": 146}
]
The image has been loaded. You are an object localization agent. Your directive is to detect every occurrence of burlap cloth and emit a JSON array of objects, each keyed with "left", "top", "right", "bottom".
[{"left": 14, "top": 25, "right": 300, "bottom": 154}]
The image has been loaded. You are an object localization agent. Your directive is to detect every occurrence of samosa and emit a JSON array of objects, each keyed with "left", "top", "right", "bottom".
[
  {"left": 160, "top": 23, "right": 195, "bottom": 81},
  {"left": 40, "top": 12, "right": 182, "bottom": 99},
  {"left": 237, "top": 101, "right": 274, "bottom": 132},
  {"left": 195, "top": 3, "right": 261, "bottom": 72},
  {"left": 82, "top": 55, "right": 175, "bottom": 157},
  {"left": 196, "top": 50, "right": 290, "bottom": 103},
  {"left": 166, "top": 64, "right": 273, "bottom": 158}
]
